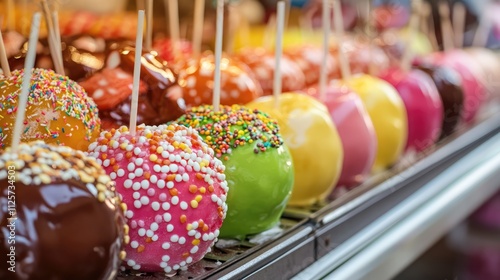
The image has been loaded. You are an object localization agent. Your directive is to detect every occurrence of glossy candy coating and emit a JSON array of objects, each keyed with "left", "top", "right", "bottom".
[
  {"left": 380, "top": 68, "right": 443, "bottom": 151},
  {"left": 0, "top": 68, "right": 100, "bottom": 151},
  {"left": 420, "top": 50, "right": 487, "bottom": 123},
  {"left": 343, "top": 74, "right": 408, "bottom": 172},
  {"left": 177, "top": 52, "right": 263, "bottom": 107},
  {"left": 306, "top": 84, "right": 377, "bottom": 189},
  {"left": 236, "top": 48, "right": 306, "bottom": 96},
  {"left": 79, "top": 46, "right": 185, "bottom": 130},
  {"left": 152, "top": 38, "right": 193, "bottom": 64},
  {"left": 248, "top": 94, "right": 343, "bottom": 206},
  {"left": 87, "top": 124, "right": 228, "bottom": 272},
  {"left": 284, "top": 45, "right": 338, "bottom": 86},
  {"left": 0, "top": 141, "right": 128, "bottom": 280},
  {"left": 176, "top": 105, "right": 294, "bottom": 239},
  {"left": 414, "top": 64, "right": 464, "bottom": 139}
]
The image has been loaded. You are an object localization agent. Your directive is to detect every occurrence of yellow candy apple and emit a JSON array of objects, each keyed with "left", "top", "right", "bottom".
[
  {"left": 343, "top": 74, "right": 408, "bottom": 172},
  {"left": 247, "top": 93, "right": 344, "bottom": 206},
  {"left": 232, "top": 26, "right": 322, "bottom": 52}
]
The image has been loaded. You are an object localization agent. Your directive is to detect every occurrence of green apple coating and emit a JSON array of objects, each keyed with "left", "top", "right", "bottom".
[{"left": 176, "top": 105, "right": 294, "bottom": 239}]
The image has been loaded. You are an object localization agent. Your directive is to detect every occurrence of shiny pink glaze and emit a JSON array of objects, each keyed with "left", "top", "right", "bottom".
[
  {"left": 87, "top": 124, "right": 228, "bottom": 273},
  {"left": 418, "top": 50, "right": 487, "bottom": 123},
  {"left": 306, "top": 84, "right": 377, "bottom": 188},
  {"left": 380, "top": 68, "right": 443, "bottom": 151}
]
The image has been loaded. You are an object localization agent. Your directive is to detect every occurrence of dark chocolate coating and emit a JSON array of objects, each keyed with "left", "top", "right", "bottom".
[
  {"left": 7, "top": 36, "right": 127, "bottom": 82},
  {"left": 95, "top": 46, "right": 185, "bottom": 130},
  {"left": 0, "top": 173, "right": 125, "bottom": 279},
  {"left": 414, "top": 63, "right": 465, "bottom": 139}
]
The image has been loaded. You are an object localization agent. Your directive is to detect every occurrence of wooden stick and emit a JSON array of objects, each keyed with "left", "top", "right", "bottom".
[
  {"left": 145, "top": 0, "right": 153, "bottom": 50},
  {"left": 192, "top": 0, "right": 205, "bottom": 55},
  {"left": 319, "top": 0, "right": 331, "bottom": 101},
  {"left": 0, "top": 18, "right": 12, "bottom": 77},
  {"left": 263, "top": 15, "right": 276, "bottom": 50},
  {"left": 273, "top": 1, "right": 286, "bottom": 109},
  {"left": 51, "top": 11, "right": 63, "bottom": 62},
  {"left": 452, "top": 1, "right": 466, "bottom": 49},
  {"left": 438, "top": 0, "right": 454, "bottom": 51},
  {"left": 129, "top": 10, "right": 145, "bottom": 135},
  {"left": 401, "top": 0, "right": 421, "bottom": 72},
  {"left": 424, "top": 2, "right": 439, "bottom": 51},
  {"left": 40, "top": 0, "right": 65, "bottom": 75},
  {"left": 472, "top": 3, "right": 492, "bottom": 47},
  {"left": 212, "top": 0, "right": 225, "bottom": 113},
  {"left": 333, "top": 0, "right": 351, "bottom": 79},
  {"left": 11, "top": 13, "right": 41, "bottom": 153},
  {"left": 365, "top": 0, "right": 376, "bottom": 76},
  {"left": 136, "top": 0, "right": 145, "bottom": 11},
  {"left": 165, "top": 0, "right": 180, "bottom": 57}
]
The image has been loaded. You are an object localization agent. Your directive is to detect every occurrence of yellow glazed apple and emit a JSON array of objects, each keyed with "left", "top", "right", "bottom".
[
  {"left": 247, "top": 93, "right": 343, "bottom": 206},
  {"left": 342, "top": 74, "right": 408, "bottom": 172}
]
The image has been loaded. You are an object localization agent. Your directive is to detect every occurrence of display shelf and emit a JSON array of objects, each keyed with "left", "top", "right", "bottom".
[
  {"left": 314, "top": 134, "right": 500, "bottom": 280},
  {"left": 118, "top": 112, "right": 500, "bottom": 279}
]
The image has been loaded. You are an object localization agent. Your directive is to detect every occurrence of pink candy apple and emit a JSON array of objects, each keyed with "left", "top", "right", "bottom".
[
  {"left": 380, "top": 68, "right": 443, "bottom": 152},
  {"left": 305, "top": 84, "right": 377, "bottom": 189}
]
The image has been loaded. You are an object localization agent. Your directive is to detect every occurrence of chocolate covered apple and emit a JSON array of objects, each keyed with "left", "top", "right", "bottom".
[
  {"left": 414, "top": 63, "right": 464, "bottom": 138},
  {"left": 0, "top": 141, "right": 128, "bottom": 280},
  {"left": 79, "top": 45, "right": 185, "bottom": 130}
]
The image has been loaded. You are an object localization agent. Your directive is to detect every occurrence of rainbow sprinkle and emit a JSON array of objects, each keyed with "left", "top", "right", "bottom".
[
  {"left": 176, "top": 105, "right": 284, "bottom": 158},
  {"left": 0, "top": 68, "right": 101, "bottom": 149}
]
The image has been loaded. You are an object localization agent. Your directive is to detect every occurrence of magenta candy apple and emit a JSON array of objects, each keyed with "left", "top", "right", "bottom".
[
  {"left": 380, "top": 68, "right": 443, "bottom": 151},
  {"left": 306, "top": 84, "right": 377, "bottom": 189}
]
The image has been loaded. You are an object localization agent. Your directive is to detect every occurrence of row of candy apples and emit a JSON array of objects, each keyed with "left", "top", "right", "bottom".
[{"left": 1, "top": 0, "right": 500, "bottom": 279}]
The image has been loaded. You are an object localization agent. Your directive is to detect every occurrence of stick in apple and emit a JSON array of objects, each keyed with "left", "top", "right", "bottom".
[
  {"left": 145, "top": 0, "right": 153, "bottom": 50},
  {"left": 212, "top": 0, "right": 225, "bottom": 112},
  {"left": 332, "top": 0, "right": 351, "bottom": 79},
  {"left": 438, "top": 0, "right": 454, "bottom": 52},
  {"left": 192, "top": 0, "right": 205, "bottom": 55},
  {"left": 421, "top": 2, "right": 439, "bottom": 51},
  {"left": 472, "top": 3, "right": 493, "bottom": 47},
  {"left": 40, "top": 0, "right": 65, "bottom": 75},
  {"left": 165, "top": 0, "right": 180, "bottom": 57},
  {"left": 401, "top": 0, "right": 422, "bottom": 72},
  {"left": 273, "top": 1, "right": 286, "bottom": 109},
  {"left": 452, "top": 1, "right": 466, "bottom": 49},
  {"left": 129, "top": 10, "right": 145, "bottom": 135},
  {"left": 11, "top": 13, "right": 41, "bottom": 153},
  {"left": 51, "top": 10, "right": 63, "bottom": 63},
  {"left": 319, "top": 0, "right": 332, "bottom": 102},
  {"left": 263, "top": 15, "right": 276, "bottom": 51}
]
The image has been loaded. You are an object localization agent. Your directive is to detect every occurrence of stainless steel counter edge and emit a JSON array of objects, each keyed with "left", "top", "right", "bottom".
[
  {"left": 315, "top": 113, "right": 500, "bottom": 225},
  {"left": 292, "top": 133, "right": 500, "bottom": 280}
]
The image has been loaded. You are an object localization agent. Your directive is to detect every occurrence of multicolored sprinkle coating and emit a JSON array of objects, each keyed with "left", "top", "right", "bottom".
[
  {"left": 176, "top": 105, "right": 284, "bottom": 158},
  {"left": 0, "top": 140, "right": 129, "bottom": 278},
  {"left": 87, "top": 124, "right": 228, "bottom": 273},
  {"left": 0, "top": 68, "right": 101, "bottom": 150}
]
